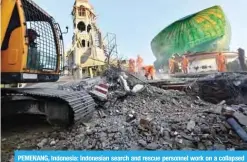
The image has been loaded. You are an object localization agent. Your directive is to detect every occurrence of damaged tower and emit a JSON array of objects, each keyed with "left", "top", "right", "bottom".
[{"left": 68, "top": 0, "right": 106, "bottom": 79}]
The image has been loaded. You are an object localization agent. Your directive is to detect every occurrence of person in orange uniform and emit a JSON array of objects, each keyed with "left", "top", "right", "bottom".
[
  {"left": 181, "top": 55, "right": 189, "bottom": 74},
  {"left": 216, "top": 52, "right": 227, "bottom": 72},
  {"left": 136, "top": 55, "right": 144, "bottom": 73},
  {"left": 128, "top": 59, "right": 135, "bottom": 73},
  {"left": 168, "top": 55, "right": 176, "bottom": 74},
  {"left": 143, "top": 65, "right": 155, "bottom": 80}
]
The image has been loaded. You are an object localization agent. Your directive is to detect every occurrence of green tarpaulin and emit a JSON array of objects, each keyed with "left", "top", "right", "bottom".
[{"left": 151, "top": 5, "right": 231, "bottom": 69}]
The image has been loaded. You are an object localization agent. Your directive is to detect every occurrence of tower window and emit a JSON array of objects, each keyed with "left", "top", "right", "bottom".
[
  {"left": 77, "top": 21, "right": 86, "bottom": 32},
  {"left": 87, "top": 24, "right": 92, "bottom": 33},
  {"left": 82, "top": 40, "right": 85, "bottom": 47},
  {"left": 88, "top": 41, "right": 90, "bottom": 47},
  {"left": 78, "top": 6, "right": 85, "bottom": 16}
]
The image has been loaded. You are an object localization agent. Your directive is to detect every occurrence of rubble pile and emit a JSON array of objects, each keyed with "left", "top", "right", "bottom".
[
  {"left": 35, "top": 85, "right": 246, "bottom": 151},
  {"left": 102, "top": 66, "right": 122, "bottom": 83},
  {"left": 2, "top": 71, "right": 247, "bottom": 162},
  {"left": 191, "top": 73, "right": 247, "bottom": 105}
]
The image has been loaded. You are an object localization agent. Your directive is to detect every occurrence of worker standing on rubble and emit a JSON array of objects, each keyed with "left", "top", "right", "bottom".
[
  {"left": 136, "top": 55, "right": 144, "bottom": 73},
  {"left": 143, "top": 65, "right": 155, "bottom": 80},
  {"left": 168, "top": 55, "right": 176, "bottom": 74},
  {"left": 128, "top": 59, "right": 136, "bottom": 73},
  {"left": 216, "top": 52, "right": 227, "bottom": 72},
  {"left": 181, "top": 55, "right": 189, "bottom": 74}
]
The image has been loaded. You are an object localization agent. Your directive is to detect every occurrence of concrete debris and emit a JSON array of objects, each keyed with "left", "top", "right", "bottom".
[
  {"left": 222, "top": 106, "right": 236, "bottom": 116},
  {"left": 91, "top": 71, "right": 145, "bottom": 103},
  {"left": 139, "top": 117, "right": 152, "bottom": 130},
  {"left": 187, "top": 120, "right": 196, "bottom": 131},
  {"left": 119, "top": 75, "right": 131, "bottom": 92},
  {"left": 98, "top": 110, "right": 107, "bottom": 118},
  {"left": 37, "top": 138, "right": 48, "bottom": 148},
  {"left": 126, "top": 113, "right": 136, "bottom": 123},
  {"left": 8, "top": 156, "right": 14, "bottom": 162},
  {"left": 218, "top": 100, "right": 226, "bottom": 105},
  {"left": 146, "top": 143, "right": 160, "bottom": 150},
  {"left": 132, "top": 84, "right": 145, "bottom": 93},
  {"left": 50, "top": 140, "right": 56, "bottom": 146},
  {"left": 192, "top": 73, "right": 247, "bottom": 105},
  {"left": 2, "top": 71, "right": 247, "bottom": 162},
  {"left": 233, "top": 111, "right": 247, "bottom": 126},
  {"left": 3, "top": 84, "right": 245, "bottom": 155},
  {"left": 212, "top": 106, "right": 223, "bottom": 115},
  {"left": 138, "top": 139, "right": 147, "bottom": 147},
  {"left": 212, "top": 144, "right": 226, "bottom": 150},
  {"left": 118, "top": 72, "right": 145, "bottom": 94}
]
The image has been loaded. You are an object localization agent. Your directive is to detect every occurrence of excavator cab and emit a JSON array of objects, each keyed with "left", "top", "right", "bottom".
[
  {"left": 1, "top": 0, "right": 64, "bottom": 84},
  {"left": 1, "top": 0, "right": 95, "bottom": 127}
]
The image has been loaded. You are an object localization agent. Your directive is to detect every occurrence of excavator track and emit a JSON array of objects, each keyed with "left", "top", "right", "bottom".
[{"left": 2, "top": 87, "right": 96, "bottom": 127}]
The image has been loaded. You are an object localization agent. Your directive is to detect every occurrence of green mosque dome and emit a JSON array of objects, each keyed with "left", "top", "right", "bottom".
[{"left": 151, "top": 5, "right": 231, "bottom": 69}]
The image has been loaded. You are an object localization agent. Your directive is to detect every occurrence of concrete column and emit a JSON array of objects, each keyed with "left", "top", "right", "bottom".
[
  {"left": 89, "top": 68, "right": 93, "bottom": 78},
  {"left": 74, "top": 68, "right": 82, "bottom": 79}
]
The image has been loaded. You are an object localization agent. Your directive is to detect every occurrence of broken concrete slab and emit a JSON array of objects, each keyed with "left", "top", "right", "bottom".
[
  {"left": 212, "top": 144, "right": 226, "bottom": 150},
  {"left": 131, "top": 84, "right": 145, "bottom": 93},
  {"left": 145, "top": 143, "right": 160, "bottom": 150},
  {"left": 187, "top": 120, "right": 196, "bottom": 131},
  {"left": 138, "top": 139, "right": 147, "bottom": 147},
  {"left": 192, "top": 73, "right": 247, "bottom": 105},
  {"left": 37, "top": 139, "right": 48, "bottom": 148},
  {"left": 233, "top": 111, "right": 247, "bottom": 126},
  {"left": 222, "top": 106, "right": 236, "bottom": 116}
]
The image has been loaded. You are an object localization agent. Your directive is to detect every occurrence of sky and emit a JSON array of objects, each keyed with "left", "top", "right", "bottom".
[{"left": 34, "top": 0, "right": 247, "bottom": 65}]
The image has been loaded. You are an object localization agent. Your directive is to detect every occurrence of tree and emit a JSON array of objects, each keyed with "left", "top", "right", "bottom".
[{"left": 103, "top": 33, "right": 118, "bottom": 67}]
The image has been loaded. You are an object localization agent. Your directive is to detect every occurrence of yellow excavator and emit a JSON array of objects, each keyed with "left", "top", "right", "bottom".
[{"left": 1, "top": 0, "right": 95, "bottom": 126}]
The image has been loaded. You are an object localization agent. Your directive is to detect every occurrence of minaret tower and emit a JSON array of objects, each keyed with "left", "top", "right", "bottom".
[{"left": 71, "top": 0, "right": 96, "bottom": 79}]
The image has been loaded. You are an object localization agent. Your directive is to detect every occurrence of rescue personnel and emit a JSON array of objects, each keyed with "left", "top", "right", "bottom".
[
  {"left": 168, "top": 55, "right": 176, "bottom": 74},
  {"left": 181, "top": 55, "right": 189, "bottom": 74},
  {"left": 128, "top": 59, "right": 135, "bottom": 73},
  {"left": 136, "top": 55, "right": 144, "bottom": 73},
  {"left": 143, "top": 65, "right": 155, "bottom": 80},
  {"left": 215, "top": 52, "right": 227, "bottom": 72}
]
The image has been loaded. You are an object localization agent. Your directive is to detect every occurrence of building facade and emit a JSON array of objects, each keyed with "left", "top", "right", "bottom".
[{"left": 67, "top": 0, "right": 106, "bottom": 79}]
